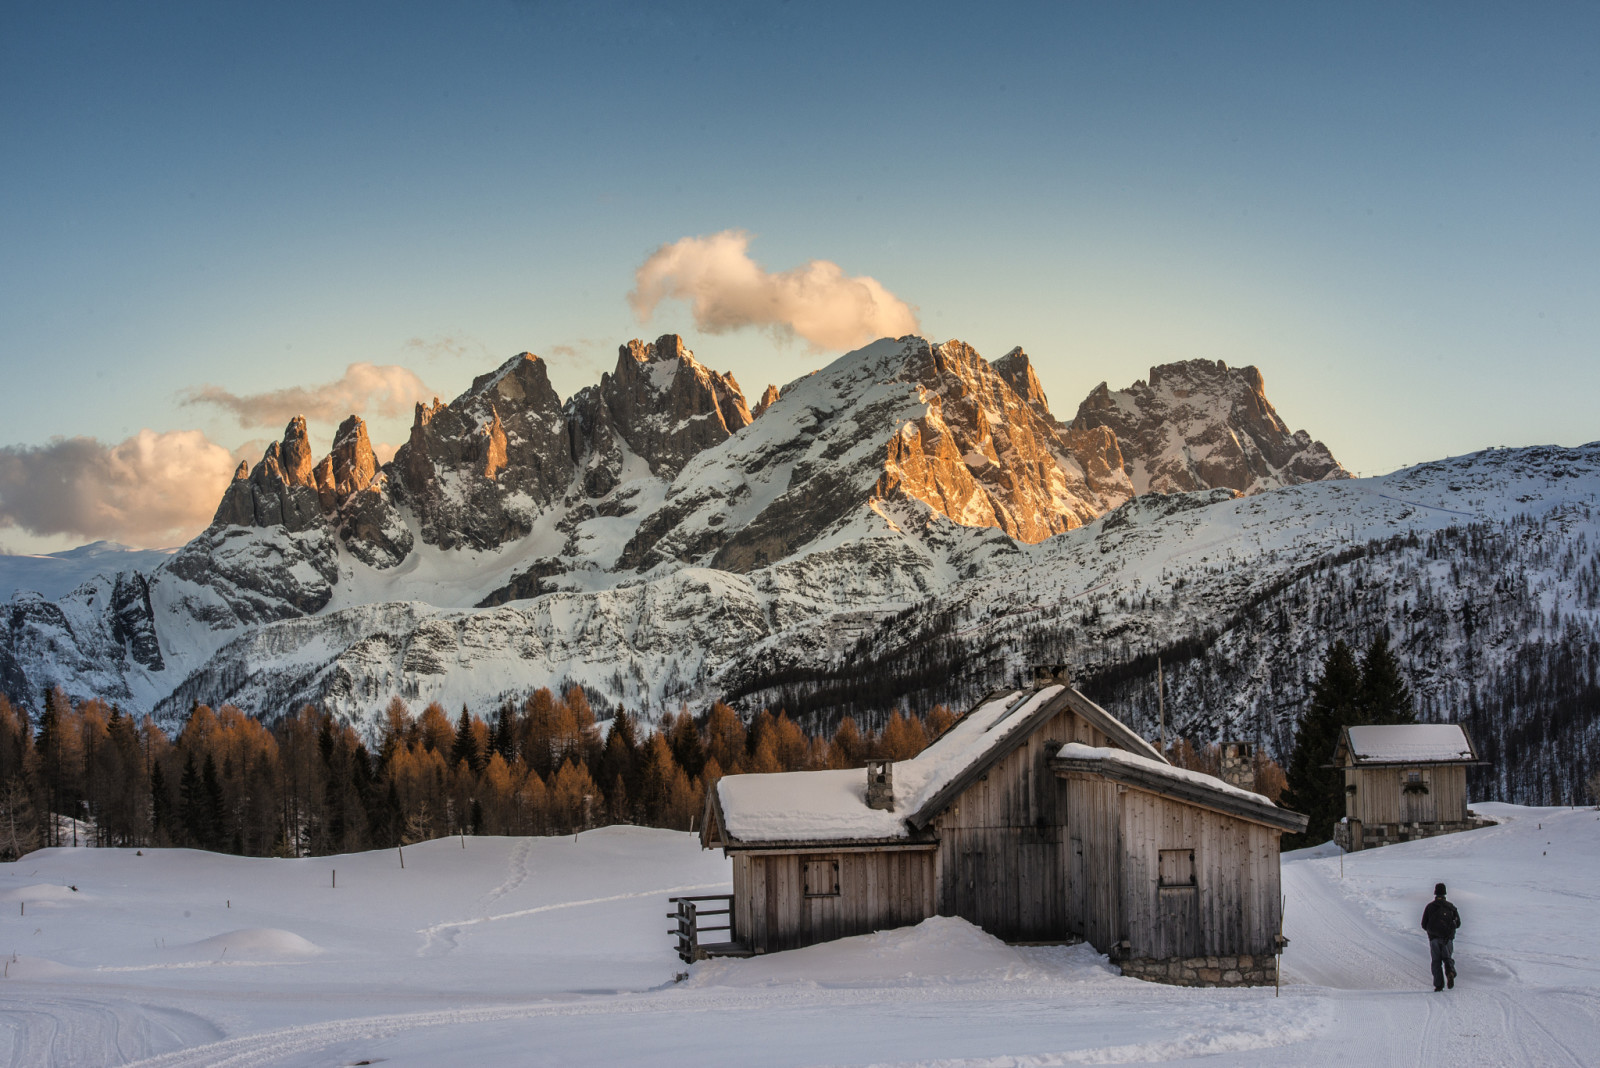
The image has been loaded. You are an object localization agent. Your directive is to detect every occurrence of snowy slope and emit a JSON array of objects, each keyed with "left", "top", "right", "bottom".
[
  {"left": 0, "top": 542, "right": 174, "bottom": 601},
  {"left": 0, "top": 804, "right": 1594, "bottom": 1066}
]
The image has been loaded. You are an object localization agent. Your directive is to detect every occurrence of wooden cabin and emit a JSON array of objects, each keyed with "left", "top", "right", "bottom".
[
  {"left": 1332, "top": 723, "right": 1490, "bottom": 851},
  {"left": 698, "top": 670, "right": 1308, "bottom": 987}
]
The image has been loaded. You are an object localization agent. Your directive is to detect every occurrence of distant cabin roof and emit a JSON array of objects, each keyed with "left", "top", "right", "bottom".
[
  {"left": 711, "top": 684, "right": 1170, "bottom": 847},
  {"left": 1342, "top": 724, "right": 1478, "bottom": 765}
]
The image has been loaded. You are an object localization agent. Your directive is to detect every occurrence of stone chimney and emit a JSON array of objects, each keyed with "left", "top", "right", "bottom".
[
  {"left": 1219, "top": 741, "right": 1255, "bottom": 791},
  {"left": 1032, "top": 664, "right": 1070, "bottom": 689},
  {"left": 866, "top": 759, "right": 894, "bottom": 811}
]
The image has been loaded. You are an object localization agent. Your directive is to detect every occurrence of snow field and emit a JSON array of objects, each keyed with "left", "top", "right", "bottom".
[{"left": 0, "top": 807, "right": 1595, "bottom": 1066}]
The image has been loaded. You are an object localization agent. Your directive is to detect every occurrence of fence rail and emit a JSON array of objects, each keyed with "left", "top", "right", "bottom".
[{"left": 669, "top": 894, "right": 736, "bottom": 963}]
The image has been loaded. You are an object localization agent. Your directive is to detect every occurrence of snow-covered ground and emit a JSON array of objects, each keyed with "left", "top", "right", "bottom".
[{"left": 1, "top": 806, "right": 1595, "bottom": 1066}]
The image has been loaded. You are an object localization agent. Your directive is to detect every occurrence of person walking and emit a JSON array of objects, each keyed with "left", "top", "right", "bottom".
[{"left": 1421, "top": 882, "right": 1461, "bottom": 991}]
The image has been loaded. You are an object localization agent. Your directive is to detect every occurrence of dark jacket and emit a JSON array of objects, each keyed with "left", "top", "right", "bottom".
[{"left": 1422, "top": 898, "right": 1461, "bottom": 940}]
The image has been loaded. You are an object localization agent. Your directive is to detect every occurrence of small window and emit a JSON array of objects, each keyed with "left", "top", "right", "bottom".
[
  {"left": 1406, "top": 770, "right": 1423, "bottom": 784},
  {"left": 804, "top": 858, "right": 840, "bottom": 897},
  {"left": 1158, "top": 848, "right": 1195, "bottom": 888}
]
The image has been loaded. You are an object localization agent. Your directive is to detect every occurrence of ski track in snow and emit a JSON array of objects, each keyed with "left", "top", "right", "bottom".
[{"left": 416, "top": 881, "right": 730, "bottom": 957}]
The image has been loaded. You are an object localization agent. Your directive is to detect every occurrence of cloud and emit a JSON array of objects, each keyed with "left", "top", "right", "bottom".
[
  {"left": 0, "top": 430, "right": 242, "bottom": 547},
  {"left": 182, "top": 362, "right": 436, "bottom": 429},
  {"left": 628, "top": 230, "right": 919, "bottom": 351},
  {"left": 403, "top": 335, "right": 490, "bottom": 363}
]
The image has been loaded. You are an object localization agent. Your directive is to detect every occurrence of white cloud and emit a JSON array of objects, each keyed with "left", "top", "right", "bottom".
[
  {"left": 0, "top": 430, "right": 242, "bottom": 547},
  {"left": 182, "top": 362, "right": 436, "bottom": 429},
  {"left": 629, "top": 230, "right": 919, "bottom": 351}
]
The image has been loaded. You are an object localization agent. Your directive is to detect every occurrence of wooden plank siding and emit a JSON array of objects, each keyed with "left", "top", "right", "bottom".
[
  {"left": 1344, "top": 765, "right": 1470, "bottom": 825},
  {"left": 1116, "top": 788, "right": 1282, "bottom": 959},
  {"left": 739, "top": 849, "right": 936, "bottom": 953},
  {"left": 931, "top": 707, "right": 1110, "bottom": 942}
]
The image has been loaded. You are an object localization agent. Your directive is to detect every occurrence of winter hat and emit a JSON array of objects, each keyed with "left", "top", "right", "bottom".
[{"left": 1434, "top": 882, "right": 1447, "bottom": 896}]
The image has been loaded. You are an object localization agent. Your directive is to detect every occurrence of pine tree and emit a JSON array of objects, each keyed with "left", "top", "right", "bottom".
[
  {"left": 150, "top": 760, "right": 172, "bottom": 843},
  {"left": 1282, "top": 640, "right": 1362, "bottom": 848},
  {"left": 1359, "top": 634, "right": 1415, "bottom": 725},
  {"left": 179, "top": 752, "right": 205, "bottom": 848},
  {"left": 451, "top": 706, "right": 480, "bottom": 773}
]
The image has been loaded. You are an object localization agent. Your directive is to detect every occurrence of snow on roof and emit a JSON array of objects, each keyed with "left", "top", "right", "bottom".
[
  {"left": 1345, "top": 724, "right": 1475, "bottom": 764},
  {"left": 1054, "top": 743, "right": 1274, "bottom": 808},
  {"left": 716, "top": 687, "right": 1057, "bottom": 843}
]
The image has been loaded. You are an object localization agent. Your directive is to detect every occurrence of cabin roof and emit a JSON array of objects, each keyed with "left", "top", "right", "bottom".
[
  {"left": 714, "top": 685, "right": 1074, "bottom": 845},
  {"left": 1340, "top": 724, "right": 1478, "bottom": 765},
  {"left": 1050, "top": 743, "right": 1310, "bottom": 833}
]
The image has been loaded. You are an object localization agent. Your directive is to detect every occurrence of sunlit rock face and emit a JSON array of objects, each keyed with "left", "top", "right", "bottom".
[
  {"left": 874, "top": 340, "right": 1132, "bottom": 544},
  {"left": 1071, "top": 359, "right": 1349, "bottom": 495}
]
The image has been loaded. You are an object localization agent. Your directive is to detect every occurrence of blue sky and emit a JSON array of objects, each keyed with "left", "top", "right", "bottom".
[{"left": 2, "top": 1, "right": 1597, "bottom": 549}]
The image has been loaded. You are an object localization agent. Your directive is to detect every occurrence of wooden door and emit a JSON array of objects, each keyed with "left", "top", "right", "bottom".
[{"left": 1402, "top": 772, "right": 1429, "bottom": 822}]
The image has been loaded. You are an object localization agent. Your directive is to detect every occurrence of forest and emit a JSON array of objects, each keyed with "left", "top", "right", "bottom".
[
  {"left": 0, "top": 686, "right": 960, "bottom": 860},
  {"left": 0, "top": 683, "right": 1290, "bottom": 861}
]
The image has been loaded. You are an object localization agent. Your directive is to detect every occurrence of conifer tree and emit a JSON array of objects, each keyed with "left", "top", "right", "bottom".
[
  {"left": 451, "top": 706, "right": 481, "bottom": 773},
  {"left": 1282, "top": 640, "right": 1362, "bottom": 847},
  {"left": 1359, "top": 634, "right": 1415, "bottom": 725}
]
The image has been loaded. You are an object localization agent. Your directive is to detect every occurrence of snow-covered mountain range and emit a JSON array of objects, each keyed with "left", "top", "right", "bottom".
[{"left": 3, "top": 334, "right": 1594, "bottom": 802}]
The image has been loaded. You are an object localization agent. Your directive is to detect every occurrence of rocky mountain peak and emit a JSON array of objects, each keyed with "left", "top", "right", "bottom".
[
  {"left": 872, "top": 338, "right": 1128, "bottom": 544},
  {"left": 212, "top": 416, "right": 328, "bottom": 532},
  {"left": 991, "top": 347, "right": 1051, "bottom": 418},
  {"left": 279, "top": 415, "right": 317, "bottom": 488},
  {"left": 753, "top": 384, "right": 780, "bottom": 418},
  {"left": 313, "top": 415, "right": 381, "bottom": 510},
  {"left": 1071, "top": 358, "right": 1347, "bottom": 495}
]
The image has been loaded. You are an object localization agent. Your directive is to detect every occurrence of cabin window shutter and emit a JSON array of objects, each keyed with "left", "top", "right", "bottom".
[
  {"left": 1158, "top": 848, "right": 1196, "bottom": 888},
  {"left": 803, "top": 858, "right": 840, "bottom": 897}
]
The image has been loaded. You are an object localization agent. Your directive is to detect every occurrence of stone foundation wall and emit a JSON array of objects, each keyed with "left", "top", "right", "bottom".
[
  {"left": 1335, "top": 817, "right": 1494, "bottom": 852},
  {"left": 1119, "top": 953, "right": 1277, "bottom": 987}
]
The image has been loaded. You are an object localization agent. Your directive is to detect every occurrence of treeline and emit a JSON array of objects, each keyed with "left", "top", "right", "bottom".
[{"left": 0, "top": 687, "right": 955, "bottom": 861}]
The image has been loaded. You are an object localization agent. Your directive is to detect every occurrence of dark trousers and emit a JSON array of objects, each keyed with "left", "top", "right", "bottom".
[{"left": 1429, "top": 937, "right": 1456, "bottom": 988}]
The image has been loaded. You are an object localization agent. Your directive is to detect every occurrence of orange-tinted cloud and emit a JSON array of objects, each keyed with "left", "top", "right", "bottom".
[
  {"left": 0, "top": 430, "right": 241, "bottom": 547},
  {"left": 629, "top": 230, "right": 919, "bottom": 351},
  {"left": 182, "top": 362, "right": 435, "bottom": 429}
]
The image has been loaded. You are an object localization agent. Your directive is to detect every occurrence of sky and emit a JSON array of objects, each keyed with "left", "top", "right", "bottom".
[{"left": 2, "top": 1, "right": 1597, "bottom": 551}]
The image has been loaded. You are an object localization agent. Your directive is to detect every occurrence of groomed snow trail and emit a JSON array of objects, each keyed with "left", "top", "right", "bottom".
[{"left": 1278, "top": 808, "right": 1600, "bottom": 1067}]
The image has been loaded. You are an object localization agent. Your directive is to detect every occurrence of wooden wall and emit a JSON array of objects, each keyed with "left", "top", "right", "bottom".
[
  {"left": 1116, "top": 789, "right": 1282, "bottom": 959},
  {"left": 733, "top": 848, "right": 936, "bottom": 953},
  {"left": 932, "top": 707, "right": 1111, "bottom": 942},
  {"left": 1344, "top": 765, "right": 1470, "bottom": 825}
]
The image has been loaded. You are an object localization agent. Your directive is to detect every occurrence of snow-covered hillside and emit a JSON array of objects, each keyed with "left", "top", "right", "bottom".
[{"left": 0, "top": 805, "right": 1594, "bottom": 1066}]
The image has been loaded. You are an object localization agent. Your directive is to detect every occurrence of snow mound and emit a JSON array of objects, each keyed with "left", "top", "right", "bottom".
[
  {"left": 172, "top": 928, "right": 322, "bottom": 961},
  {"left": 685, "top": 915, "right": 1116, "bottom": 989},
  {"left": 0, "top": 882, "right": 88, "bottom": 905}
]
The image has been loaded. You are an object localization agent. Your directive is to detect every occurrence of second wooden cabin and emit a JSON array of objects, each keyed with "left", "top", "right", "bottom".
[
  {"left": 701, "top": 668, "right": 1308, "bottom": 987},
  {"left": 1332, "top": 723, "right": 1491, "bottom": 851}
]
